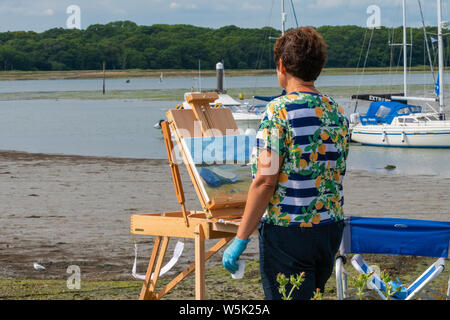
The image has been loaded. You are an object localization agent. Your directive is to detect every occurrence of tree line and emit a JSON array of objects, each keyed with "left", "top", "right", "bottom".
[{"left": 0, "top": 21, "right": 447, "bottom": 71}]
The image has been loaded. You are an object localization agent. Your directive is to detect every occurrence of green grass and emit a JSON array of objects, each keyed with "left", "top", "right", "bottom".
[
  {"left": 1, "top": 256, "right": 447, "bottom": 300},
  {"left": 0, "top": 84, "right": 444, "bottom": 102},
  {"left": 0, "top": 278, "right": 142, "bottom": 300},
  {"left": 0, "top": 260, "right": 264, "bottom": 300},
  {"left": 0, "top": 69, "right": 275, "bottom": 81},
  {"left": 0, "top": 89, "right": 192, "bottom": 101}
]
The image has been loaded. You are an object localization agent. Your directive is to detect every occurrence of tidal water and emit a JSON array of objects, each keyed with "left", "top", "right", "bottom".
[
  {"left": 0, "top": 99, "right": 168, "bottom": 159},
  {"left": 0, "top": 72, "right": 442, "bottom": 93},
  {"left": 0, "top": 75, "right": 449, "bottom": 177}
]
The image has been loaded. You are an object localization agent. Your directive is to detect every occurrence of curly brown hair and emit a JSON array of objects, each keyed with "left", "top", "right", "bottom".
[{"left": 273, "top": 27, "right": 328, "bottom": 82}]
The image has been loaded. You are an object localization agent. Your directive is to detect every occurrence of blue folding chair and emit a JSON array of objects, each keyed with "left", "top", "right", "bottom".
[{"left": 335, "top": 216, "right": 450, "bottom": 300}]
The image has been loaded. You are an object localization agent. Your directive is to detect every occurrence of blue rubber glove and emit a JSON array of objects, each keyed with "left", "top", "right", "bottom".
[{"left": 222, "top": 237, "right": 250, "bottom": 274}]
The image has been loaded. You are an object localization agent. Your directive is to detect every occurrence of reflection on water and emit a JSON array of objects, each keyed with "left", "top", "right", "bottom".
[
  {"left": 347, "top": 143, "right": 450, "bottom": 178},
  {"left": 0, "top": 99, "right": 171, "bottom": 158}
]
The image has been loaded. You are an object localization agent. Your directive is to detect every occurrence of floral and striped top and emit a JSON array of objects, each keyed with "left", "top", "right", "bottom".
[{"left": 251, "top": 91, "right": 350, "bottom": 227}]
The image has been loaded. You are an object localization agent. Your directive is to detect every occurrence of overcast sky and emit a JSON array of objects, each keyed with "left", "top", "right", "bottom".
[{"left": 0, "top": 0, "right": 447, "bottom": 32}]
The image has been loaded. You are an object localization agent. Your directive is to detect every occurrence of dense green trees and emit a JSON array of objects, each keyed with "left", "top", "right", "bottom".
[
  {"left": 0, "top": 21, "right": 447, "bottom": 71},
  {"left": 320, "top": 25, "right": 444, "bottom": 68}
]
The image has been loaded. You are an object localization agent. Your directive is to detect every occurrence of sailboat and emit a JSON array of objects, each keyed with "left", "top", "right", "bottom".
[{"left": 350, "top": 0, "right": 450, "bottom": 148}]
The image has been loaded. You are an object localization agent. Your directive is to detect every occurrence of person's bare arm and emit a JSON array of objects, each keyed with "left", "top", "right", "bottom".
[{"left": 236, "top": 149, "right": 283, "bottom": 240}]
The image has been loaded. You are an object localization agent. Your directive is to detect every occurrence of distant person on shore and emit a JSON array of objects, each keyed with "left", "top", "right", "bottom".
[{"left": 222, "top": 27, "right": 350, "bottom": 300}]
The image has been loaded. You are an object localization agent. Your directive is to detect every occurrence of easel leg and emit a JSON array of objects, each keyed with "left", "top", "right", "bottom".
[
  {"left": 195, "top": 225, "right": 205, "bottom": 300},
  {"left": 139, "top": 236, "right": 161, "bottom": 300},
  {"left": 154, "top": 236, "right": 233, "bottom": 300},
  {"left": 139, "top": 236, "right": 170, "bottom": 300}
]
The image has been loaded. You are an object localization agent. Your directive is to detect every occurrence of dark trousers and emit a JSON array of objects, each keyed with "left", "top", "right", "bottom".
[{"left": 258, "top": 220, "right": 344, "bottom": 300}]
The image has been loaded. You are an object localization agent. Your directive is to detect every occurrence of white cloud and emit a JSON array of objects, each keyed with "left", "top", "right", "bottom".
[
  {"left": 169, "top": 2, "right": 200, "bottom": 10},
  {"left": 305, "top": 0, "right": 406, "bottom": 10},
  {"left": 0, "top": 0, "right": 443, "bottom": 32},
  {"left": 43, "top": 8, "right": 54, "bottom": 16}
]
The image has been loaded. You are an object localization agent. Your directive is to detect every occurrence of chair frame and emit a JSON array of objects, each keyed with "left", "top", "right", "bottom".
[{"left": 335, "top": 216, "right": 449, "bottom": 300}]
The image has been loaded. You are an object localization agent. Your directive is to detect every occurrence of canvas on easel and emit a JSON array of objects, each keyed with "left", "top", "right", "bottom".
[
  {"left": 166, "top": 92, "right": 255, "bottom": 218},
  {"left": 180, "top": 134, "right": 255, "bottom": 212}
]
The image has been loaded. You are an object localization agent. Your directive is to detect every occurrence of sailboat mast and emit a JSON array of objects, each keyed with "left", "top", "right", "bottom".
[
  {"left": 402, "top": 0, "right": 408, "bottom": 97},
  {"left": 392, "top": 0, "right": 443, "bottom": 104},
  {"left": 198, "top": 59, "right": 202, "bottom": 93},
  {"left": 437, "top": 0, "right": 445, "bottom": 116},
  {"left": 281, "top": 0, "right": 286, "bottom": 36}
]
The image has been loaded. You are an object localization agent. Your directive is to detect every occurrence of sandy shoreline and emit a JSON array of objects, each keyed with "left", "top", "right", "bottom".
[{"left": 0, "top": 150, "right": 449, "bottom": 281}]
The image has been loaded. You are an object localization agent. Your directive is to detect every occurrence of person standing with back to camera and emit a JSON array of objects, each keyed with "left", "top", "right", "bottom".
[{"left": 222, "top": 27, "right": 350, "bottom": 300}]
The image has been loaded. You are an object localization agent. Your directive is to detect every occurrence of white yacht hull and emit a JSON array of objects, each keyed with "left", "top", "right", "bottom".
[{"left": 351, "top": 124, "right": 450, "bottom": 148}]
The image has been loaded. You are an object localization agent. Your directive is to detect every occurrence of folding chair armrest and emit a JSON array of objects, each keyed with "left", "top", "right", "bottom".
[
  {"left": 405, "top": 258, "right": 446, "bottom": 300},
  {"left": 435, "top": 258, "right": 445, "bottom": 271},
  {"left": 351, "top": 254, "right": 387, "bottom": 300},
  {"left": 351, "top": 254, "right": 371, "bottom": 275}
]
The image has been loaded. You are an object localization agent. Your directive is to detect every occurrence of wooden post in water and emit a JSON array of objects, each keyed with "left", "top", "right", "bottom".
[{"left": 102, "top": 61, "right": 106, "bottom": 95}]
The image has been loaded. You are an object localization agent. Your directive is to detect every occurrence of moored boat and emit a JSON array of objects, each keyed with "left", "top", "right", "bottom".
[
  {"left": 350, "top": 0, "right": 449, "bottom": 148},
  {"left": 351, "top": 101, "right": 450, "bottom": 147}
]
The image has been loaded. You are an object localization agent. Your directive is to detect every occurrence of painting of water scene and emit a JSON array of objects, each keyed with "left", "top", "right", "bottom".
[
  {"left": 197, "top": 164, "right": 253, "bottom": 200},
  {"left": 182, "top": 134, "right": 256, "bottom": 202}
]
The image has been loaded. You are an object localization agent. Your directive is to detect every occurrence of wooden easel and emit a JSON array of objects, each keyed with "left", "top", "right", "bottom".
[{"left": 130, "top": 92, "right": 247, "bottom": 300}]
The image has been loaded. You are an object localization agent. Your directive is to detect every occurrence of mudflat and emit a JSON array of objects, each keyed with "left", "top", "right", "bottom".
[{"left": 0, "top": 150, "right": 448, "bottom": 282}]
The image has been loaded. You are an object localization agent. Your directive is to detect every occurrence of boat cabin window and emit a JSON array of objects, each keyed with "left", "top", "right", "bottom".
[
  {"left": 398, "top": 118, "right": 404, "bottom": 123},
  {"left": 375, "top": 105, "right": 391, "bottom": 118},
  {"left": 417, "top": 116, "right": 428, "bottom": 122},
  {"left": 397, "top": 107, "right": 410, "bottom": 115},
  {"left": 404, "top": 118, "right": 416, "bottom": 123}
]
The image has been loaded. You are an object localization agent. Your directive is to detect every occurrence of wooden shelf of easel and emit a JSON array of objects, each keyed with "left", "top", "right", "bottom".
[
  {"left": 131, "top": 92, "right": 248, "bottom": 300},
  {"left": 131, "top": 211, "right": 240, "bottom": 240}
]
